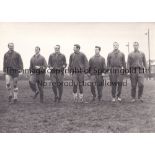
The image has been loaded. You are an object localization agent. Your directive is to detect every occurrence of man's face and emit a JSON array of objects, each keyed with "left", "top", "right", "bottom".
[
  {"left": 35, "top": 47, "right": 40, "bottom": 55},
  {"left": 133, "top": 42, "right": 139, "bottom": 51},
  {"left": 55, "top": 46, "right": 60, "bottom": 53},
  {"left": 8, "top": 43, "right": 14, "bottom": 51},
  {"left": 113, "top": 42, "right": 119, "bottom": 50},
  {"left": 73, "top": 46, "right": 79, "bottom": 52},
  {"left": 95, "top": 47, "right": 100, "bottom": 55}
]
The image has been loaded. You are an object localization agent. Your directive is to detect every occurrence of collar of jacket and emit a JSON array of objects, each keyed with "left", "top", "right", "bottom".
[
  {"left": 34, "top": 53, "right": 40, "bottom": 58},
  {"left": 113, "top": 49, "right": 120, "bottom": 53},
  {"left": 95, "top": 54, "right": 100, "bottom": 57},
  {"left": 74, "top": 51, "right": 80, "bottom": 54},
  {"left": 54, "top": 52, "right": 61, "bottom": 56},
  {"left": 8, "top": 50, "right": 14, "bottom": 54},
  {"left": 134, "top": 50, "right": 140, "bottom": 53}
]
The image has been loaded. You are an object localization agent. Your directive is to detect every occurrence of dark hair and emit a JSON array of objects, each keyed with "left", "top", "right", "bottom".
[
  {"left": 56, "top": 45, "right": 60, "bottom": 48},
  {"left": 8, "top": 43, "right": 14, "bottom": 47},
  {"left": 35, "top": 46, "right": 40, "bottom": 51},
  {"left": 74, "top": 44, "right": 80, "bottom": 49},
  {"left": 133, "top": 42, "right": 139, "bottom": 46},
  {"left": 95, "top": 46, "right": 101, "bottom": 51},
  {"left": 113, "top": 42, "right": 119, "bottom": 45}
]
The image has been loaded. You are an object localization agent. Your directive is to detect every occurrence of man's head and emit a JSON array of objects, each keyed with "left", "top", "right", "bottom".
[
  {"left": 95, "top": 46, "right": 101, "bottom": 55},
  {"left": 35, "top": 46, "right": 40, "bottom": 55},
  {"left": 8, "top": 43, "right": 14, "bottom": 51},
  {"left": 54, "top": 45, "right": 60, "bottom": 53},
  {"left": 133, "top": 42, "right": 139, "bottom": 51},
  {"left": 113, "top": 42, "right": 119, "bottom": 50},
  {"left": 74, "top": 44, "right": 80, "bottom": 52}
]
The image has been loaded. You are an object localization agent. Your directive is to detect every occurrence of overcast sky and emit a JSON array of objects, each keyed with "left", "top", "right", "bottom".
[{"left": 0, "top": 22, "right": 154, "bottom": 70}]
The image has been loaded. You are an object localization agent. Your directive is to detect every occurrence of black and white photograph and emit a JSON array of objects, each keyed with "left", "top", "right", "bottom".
[
  {"left": 1, "top": 0, "right": 155, "bottom": 154},
  {"left": 0, "top": 22, "right": 154, "bottom": 133}
]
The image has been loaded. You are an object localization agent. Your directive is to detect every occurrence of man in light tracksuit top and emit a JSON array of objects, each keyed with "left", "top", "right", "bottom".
[
  {"left": 88, "top": 46, "right": 106, "bottom": 102},
  {"left": 68, "top": 44, "right": 89, "bottom": 103},
  {"left": 107, "top": 42, "right": 126, "bottom": 102},
  {"left": 127, "top": 42, "right": 147, "bottom": 103}
]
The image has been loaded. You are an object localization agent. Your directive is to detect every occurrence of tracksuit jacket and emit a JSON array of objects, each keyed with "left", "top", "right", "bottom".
[
  {"left": 107, "top": 50, "right": 126, "bottom": 70},
  {"left": 3, "top": 50, "right": 23, "bottom": 76},
  {"left": 127, "top": 50, "right": 147, "bottom": 69},
  {"left": 68, "top": 51, "right": 89, "bottom": 73},
  {"left": 89, "top": 55, "right": 106, "bottom": 75}
]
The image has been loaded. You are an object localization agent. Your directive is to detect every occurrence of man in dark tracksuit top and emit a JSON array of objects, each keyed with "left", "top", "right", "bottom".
[
  {"left": 29, "top": 46, "right": 47, "bottom": 103},
  {"left": 68, "top": 44, "right": 89, "bottom": 103},
  {"left": 89, "top": 46, "right": 106, "bottom": 102},
  {"left": 3, "top": 43, "right": 23, "bottom": 103},
  {"left": 48, "top": 45, "right": 67, "bottom": 103},
  {"left": 107, "top": 42, "right": 126, "bottom": 102},
  {"left": 127, "top": 42, "right": 147, "bottom": 102}
]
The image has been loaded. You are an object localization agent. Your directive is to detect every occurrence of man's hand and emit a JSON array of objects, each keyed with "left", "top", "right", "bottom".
[
  {"left": 102, "top": 73, "right": 105, "bottom": 77},
  {"left": 62, "top": 65, "right": 66, "bottom": 68},
  {"left": 87, "top": 73, "right": 91, "bottom": 78},
  {"left": 35, "top": 66, "right": 40, "bottom": 69},
  {"left": 49, "top": 66, "right": 53, "bottom": 70}
]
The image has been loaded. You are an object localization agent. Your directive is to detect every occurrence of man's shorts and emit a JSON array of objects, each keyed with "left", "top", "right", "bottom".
[{"left": 5, "top": 74, "right": 18, "bottom": 88}]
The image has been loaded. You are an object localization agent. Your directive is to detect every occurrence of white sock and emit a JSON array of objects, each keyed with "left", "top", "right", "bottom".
[
  {"left": 13, "top": 87, "right": 18, "bottom": 100},
  {"left": 79, "top": 93, "right": 83, "bottom": 99},
  {"left": 73, "top": 93, "right": 78, "bottom": 100}
]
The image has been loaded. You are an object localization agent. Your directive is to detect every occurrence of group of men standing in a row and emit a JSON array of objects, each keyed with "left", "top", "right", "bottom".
[{"left": 3, "top": 42, "right": 147, "bottom": 104}]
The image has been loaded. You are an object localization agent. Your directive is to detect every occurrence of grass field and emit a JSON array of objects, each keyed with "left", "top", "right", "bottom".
[{"left": 0, "top": 79, "right": 155, "bottom": 133}]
